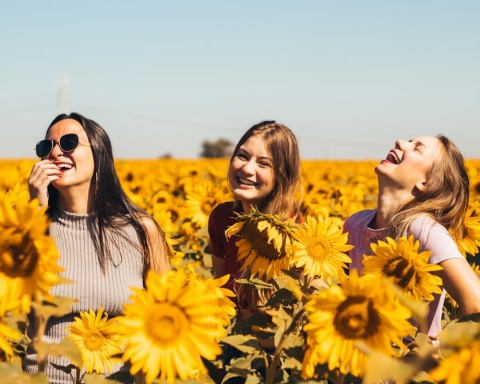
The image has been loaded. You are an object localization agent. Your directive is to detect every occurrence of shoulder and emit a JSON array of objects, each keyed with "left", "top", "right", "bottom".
[
  {"left": 208, "top": 201, "right": 239, "bottom": 238},
  {"left": 137, "top": 214, "right": 164, "bottom": 237},
  {"left": 211, "top": 201, "right": 235, "bottom": 216},
  {"left": 209, "top": 201, "right": 237, "bottom": 225},
  {"left": 410, "top": 215, "right": 462, "bottom": 263},
  {"left": 344, "top": 209, "right": 376, "bottom": 232},
  {"left": 409, "top": 215, "right": 446, "bottom": 238}
]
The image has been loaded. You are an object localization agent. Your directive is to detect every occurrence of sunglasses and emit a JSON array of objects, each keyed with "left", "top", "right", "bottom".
[{"left": 35, "top": 133, "right": 90, "bottom": 158}]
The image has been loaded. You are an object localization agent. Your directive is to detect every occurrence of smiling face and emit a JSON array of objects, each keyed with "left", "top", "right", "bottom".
[
  {"left": 375, "top": 135, "right": 443, "bottom": 193},
  {"left": 228, "top": 135, "right": 275, "bottom": 213},
  {"left": 46, "top": 118, "right": 95, "bottom": 195}
]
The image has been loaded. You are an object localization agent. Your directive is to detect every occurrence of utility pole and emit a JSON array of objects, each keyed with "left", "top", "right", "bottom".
[{"left": 56, "top": 74, "right": 70, "bottom": 114}]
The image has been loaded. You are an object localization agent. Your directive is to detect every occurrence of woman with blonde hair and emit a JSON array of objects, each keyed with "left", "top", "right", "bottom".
[{"left": 345, "top": 135, "right": 480, "bottom": 339}]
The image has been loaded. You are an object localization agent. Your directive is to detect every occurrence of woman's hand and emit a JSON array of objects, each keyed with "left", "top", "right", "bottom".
[{"left": 28, "top": 159, "right": 62, "bottom": 207}]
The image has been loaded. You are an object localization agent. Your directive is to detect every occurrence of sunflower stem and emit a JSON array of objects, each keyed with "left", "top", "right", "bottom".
[
  {"left": 264, "top": 307, "right": 306, "bottom": 384},
  {"left": 34, "top": 314, "right": 48, "bottom": 373},
  {"left": 335, "top": 372, "right": 346, "bottom": 384}
]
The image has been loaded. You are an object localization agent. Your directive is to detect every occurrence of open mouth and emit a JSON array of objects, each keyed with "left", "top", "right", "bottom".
[
  {"left": 237, "top": 177, "right": 257, "bottom": 187},
  {"left": 56, "top": 163, "right": 73, "bottom": 172},
  {"left": 386, "top": 151, "right": 400, "bottom": 164}
]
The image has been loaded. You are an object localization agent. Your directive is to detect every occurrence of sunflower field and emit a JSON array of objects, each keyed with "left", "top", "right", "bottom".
[{"left": 1, "top": 158, "right": 480, "bottom": 384}]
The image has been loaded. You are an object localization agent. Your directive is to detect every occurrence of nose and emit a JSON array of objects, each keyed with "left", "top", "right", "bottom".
[
  {"left": 395, "top": 139, "right": 408, "bottom": 150},
  {"left": 241, "top": 159, "right": 255, "bottom": 175},
  {"left": 48, "top": 141, "right": 63, "bottom": 158}
]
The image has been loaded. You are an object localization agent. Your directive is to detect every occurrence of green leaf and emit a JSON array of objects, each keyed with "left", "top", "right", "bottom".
[
  {"left": 456, "top": 311, "right": 480, "bottom": 323},
  {"left": 221, "top": 335, "right": 263, "bottom": 354},
  {"left": 50, "top": 363, "right": 78, "bottom": 375},
  {"left": 226, "top": 354, "right": 265, "bottom": 377},
  {"left": 43, "top": 337, "right": 82, "bottom": 367},
  {"left": 244, "top": 374, "right": 262, "bottom": 384},
  {"left": 234, "top": 278, "right": 273, "bottom": 289},
  {"left": 280, "top": 268, "right": 301, "bottom": 281},
  {"left": 31, "top": 296, "right": 78, "bottom": 321},
  {"left": 265, "top": 288, "right": 297, "bottom": 308},
  {"left": 85, "top": 373, "right": 125, "bottom": 384},
  {"left": 438, "top": 320, "right": 480, "bottom": 351},
  {"left": 231, "top": 312, "right": 270, "bottom": 336},
  {"left": 266, "top": 306, "right": 292, "bottom": 335},
  {"left": 0, "top": 362, "right": 49, "bottom": 384},
  {"left": 382, "top": 277, "right": 428, "bottom": 333},
  {"left": 360, "top": 344, "right": 417, "bottom": 384},
  {"left": 105, "top": 370, "right": 135, "bottom": 384},
  {"left": 281, "top": 355, "right": 302, "bottom": 371}
]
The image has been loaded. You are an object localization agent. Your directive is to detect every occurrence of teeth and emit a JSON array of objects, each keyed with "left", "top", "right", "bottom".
[
  {"left": 239, "top": 177, "right": 256, "bottom": 186},
  {"left": 387, "top": 152, "right": 399, "bottom": 164},
  {"left": 58, "top": 164, "right": 73, "bottom": 169}
]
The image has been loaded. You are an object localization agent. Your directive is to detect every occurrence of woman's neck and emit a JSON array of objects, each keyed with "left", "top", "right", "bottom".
[
  {"left": 376, "top": 186, "right": 410, "bottom": 229},
  {"left": 57, "top": 189, "right": 94, "bottom": 214}
]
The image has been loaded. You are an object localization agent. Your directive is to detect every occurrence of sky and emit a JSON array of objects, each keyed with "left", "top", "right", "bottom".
[{"left": 1, "top": 1, "right": 479, "bottom": 160}]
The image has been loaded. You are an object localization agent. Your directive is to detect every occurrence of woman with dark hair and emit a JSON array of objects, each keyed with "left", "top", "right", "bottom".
[
  {"left": 26, "top": 112, "right": 170, "bottom": 383},
  {"left": 344, "top": 135, "right": 480, "bottom": 339}
]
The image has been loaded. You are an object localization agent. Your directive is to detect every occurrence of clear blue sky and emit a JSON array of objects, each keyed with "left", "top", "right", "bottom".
[{"left": 1, "top": 1, "right": 479, "bottom": 159}]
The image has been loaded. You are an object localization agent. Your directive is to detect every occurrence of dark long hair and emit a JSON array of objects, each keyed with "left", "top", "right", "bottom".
[{"left": 46, "top": 112, "right": 160, "bottom": 277}]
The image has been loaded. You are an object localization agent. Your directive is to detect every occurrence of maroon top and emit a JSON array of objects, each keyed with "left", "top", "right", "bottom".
[{"left": 208, "top": 201, "right": 243, "bottom": 293}]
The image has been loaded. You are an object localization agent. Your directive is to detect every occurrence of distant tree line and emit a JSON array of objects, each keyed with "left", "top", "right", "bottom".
[{"left": 200, "top": 138, "right": 233, "bottom": 158}]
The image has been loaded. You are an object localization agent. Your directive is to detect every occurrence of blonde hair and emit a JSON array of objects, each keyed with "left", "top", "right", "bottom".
[{"left": 387, "top": 135, "right": 469, "bottom": 241}]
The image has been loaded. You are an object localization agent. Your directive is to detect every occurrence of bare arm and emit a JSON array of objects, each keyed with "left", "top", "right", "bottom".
[
  {"left": 140, "top": 216, "right": 171, "bottom": 275},
  {"left": 212, "top": 254, "right": 226, "bottom": 278},
  {"left": 437, "top": 257, "right": 480, "bottom": 316},
  {"left": 28, "top": 159, "right": 62, "bottom": 206}
]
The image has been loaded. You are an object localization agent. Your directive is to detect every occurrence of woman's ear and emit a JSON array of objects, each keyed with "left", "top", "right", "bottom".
[{"left": 414, "top": 180, "right": 427, "bottom": 194}]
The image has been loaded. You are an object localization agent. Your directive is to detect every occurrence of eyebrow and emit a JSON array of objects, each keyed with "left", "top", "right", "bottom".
[
  {"left": 409, "top": 139, "right": 426, "bottom": 148},
  {"left": 237, "top": 148, "right": 273, "bottom": 161}
]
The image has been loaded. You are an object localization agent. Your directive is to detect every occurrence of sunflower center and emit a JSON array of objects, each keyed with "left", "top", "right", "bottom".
[
  {"left": 145, "top": 303, "right": 189, "bottom": 346},
  {"left": 239, "top": 220, "right": 284, "bottom": 261},
  {"left": 334, "top": 296, "right": 380, "bottom": 339},
  {"left": 307, "top": 237, "right": 331, "bottom": 261},
  {"left": 0, "top": 233, "right": 38, "bottom": 278},
  {"left": 382, "top": 256, "right": 416, "bottom": 289},
  {"left": 201, "top": 198, "right": 216, "bottom": 215},
  {"left": 83, "top": 330, "right": 105, "bottom": 351}
]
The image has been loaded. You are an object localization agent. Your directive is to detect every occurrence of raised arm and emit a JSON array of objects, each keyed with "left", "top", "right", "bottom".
[{"left": 28, "top": 159, "right": 62, "bottom": 206}]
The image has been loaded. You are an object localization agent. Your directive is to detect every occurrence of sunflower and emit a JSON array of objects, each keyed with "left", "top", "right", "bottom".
[
  {"left": 472, "top": 263, "right": 480, "bottom": 279},
  {"left": 429, "top": 321, "right": 480, "bottom": 384},
  {"left": 361, "top": 235, "right": 443, "bottom": 302},
  {"left": 453, "top": 208, "right": 480, "bottom": 257},
  {"left": 119, "top": 267, "right": 232, "bottom": 384},
  {"left": 302, "top": 270, "right": 412, "bottom": 378},
  {"left": 226, "top": 207, "right": 299, "bottom": 281},
  {"left": 67, "top": 306, "right": 126, "bottom": 374},
  {"left": 0, "top": 193, "right": 64, "bottom": 312},
  {"left": 184, "top": 181, "right": 224, "bottom": 228},
  {"left": 289, "top": 215, "right": 352, "bottom": 284},
  {"left": 3, "top": 183, "right": 29, "bottom": 207},
  {"left": 0, "top": 282, "right": 23, "bottom": 362}
]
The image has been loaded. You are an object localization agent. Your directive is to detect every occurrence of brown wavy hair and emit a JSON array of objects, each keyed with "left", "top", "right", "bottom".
[{"left": 229, "top": 120, "right": 303, "bottom": 221}]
